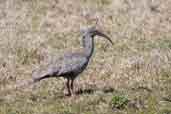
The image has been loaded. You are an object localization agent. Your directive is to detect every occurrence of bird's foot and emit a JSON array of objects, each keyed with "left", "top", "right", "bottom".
[
  {"left": 65, "top": 92, "right": 76, "bottom": 97},
  {"left": 65, "top": 93, "right": 72, "bottom": 97}
]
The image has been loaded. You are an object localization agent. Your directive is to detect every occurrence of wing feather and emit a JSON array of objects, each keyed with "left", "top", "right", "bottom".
[
  {"left": 58, "top": 54, "right": 87, "bottom": 75},
  {"left": 32, "top": 53, "right": 87, "bottom": 81}
]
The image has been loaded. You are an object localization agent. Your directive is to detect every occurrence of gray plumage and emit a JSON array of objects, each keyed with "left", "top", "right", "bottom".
[{"left": 32, "top": 27, "right": 113, "bottom": 96}]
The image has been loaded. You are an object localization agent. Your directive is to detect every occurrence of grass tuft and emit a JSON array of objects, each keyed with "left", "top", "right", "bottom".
[{"left": 110, "top": 95, "right": 129, "bottom": 110}]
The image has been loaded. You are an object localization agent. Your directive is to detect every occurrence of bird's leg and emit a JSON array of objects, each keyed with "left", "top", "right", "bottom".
[
  {"left": 66, "top": 78, "right": 71, "bottom": 96},
  {"left": 71, "top": 79, "right": 74, "bottom": 94}
]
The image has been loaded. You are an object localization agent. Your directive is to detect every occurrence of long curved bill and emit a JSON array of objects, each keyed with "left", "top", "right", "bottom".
[{"left": 94, "top": 30, "right": 113, "bottom": 45}]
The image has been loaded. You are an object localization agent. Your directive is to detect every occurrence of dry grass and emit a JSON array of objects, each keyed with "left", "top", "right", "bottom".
[{"left": 0, "top": 0, "right": 171, "bottom": 114}]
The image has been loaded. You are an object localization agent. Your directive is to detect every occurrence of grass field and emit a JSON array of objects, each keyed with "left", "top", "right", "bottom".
[{"left": 0, "top": 0, "right": 171, "bottom": 114}]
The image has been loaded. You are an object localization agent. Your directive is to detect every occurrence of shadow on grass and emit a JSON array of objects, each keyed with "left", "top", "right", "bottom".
[
  {"left": 103, "top": 87, "right": 115, "bottom": 93},
  {"left": 75, "top": 87, "right": 115, "bottom": 95},
  {"left": 75, "top": 88, "right": 95, "bottom": 95},
  {"left": 53, "top": 87, "right": 116, "bottom": 99}
]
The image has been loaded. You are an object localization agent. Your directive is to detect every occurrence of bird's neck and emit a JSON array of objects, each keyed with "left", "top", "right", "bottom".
[{"left": 82, "top": 35, "right": 94, "bottom": 59}]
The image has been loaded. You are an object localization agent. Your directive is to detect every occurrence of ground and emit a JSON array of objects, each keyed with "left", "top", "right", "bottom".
[{"left": 0, "top": 0, "right": 171, "bottom": 114}]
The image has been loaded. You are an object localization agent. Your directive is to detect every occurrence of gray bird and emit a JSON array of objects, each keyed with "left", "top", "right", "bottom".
[{"left": 32, "top": 27, "right": 113, "bottom": 96}]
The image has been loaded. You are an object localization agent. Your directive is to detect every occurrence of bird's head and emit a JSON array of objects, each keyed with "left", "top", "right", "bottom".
[{"left": 81, "top": 26, "right": 113, "bottom": 45}]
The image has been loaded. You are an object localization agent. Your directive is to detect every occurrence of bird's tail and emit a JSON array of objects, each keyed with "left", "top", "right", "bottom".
[
  {"left": 32, "top": 74, "right": 52, "bottom": 83},
  {"left": 32, "top": 66, "right": 60, "bottom": 82}
]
